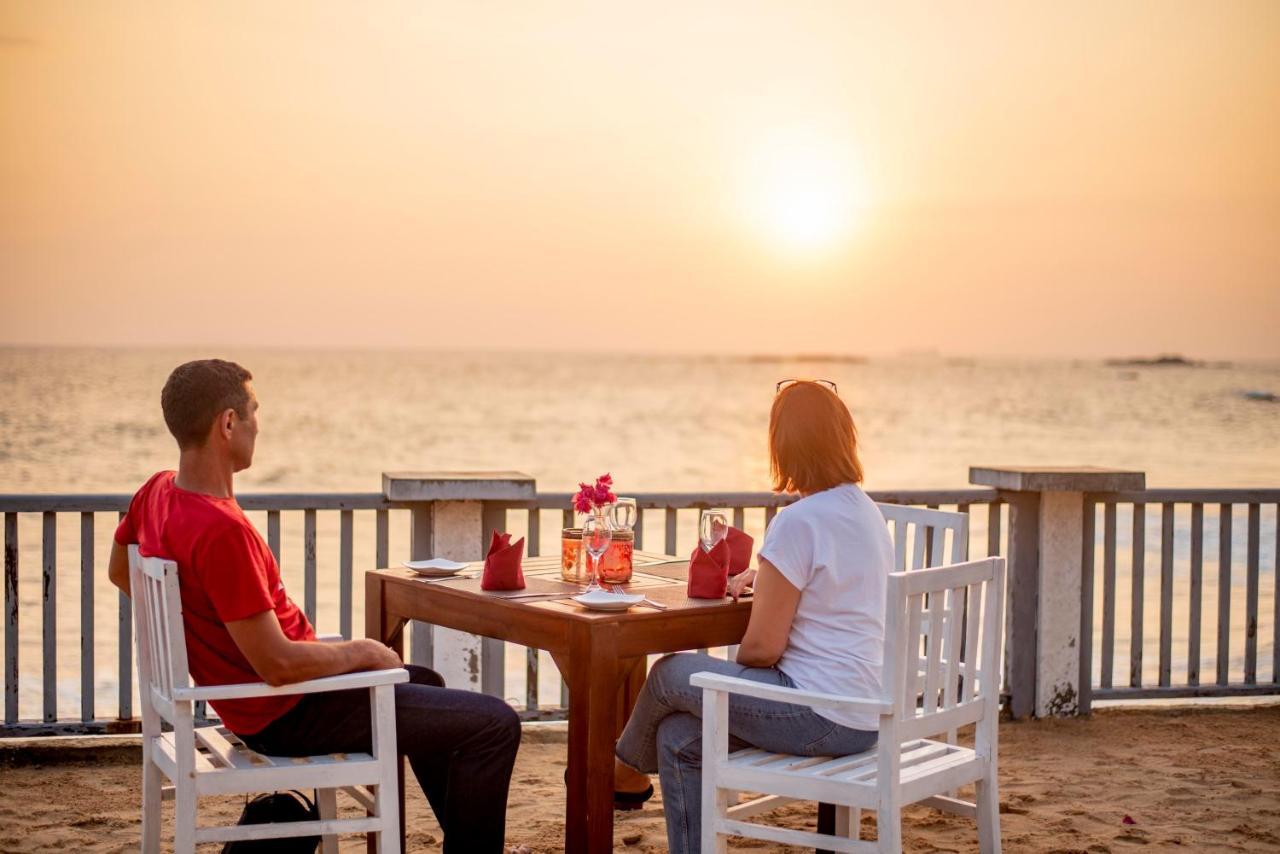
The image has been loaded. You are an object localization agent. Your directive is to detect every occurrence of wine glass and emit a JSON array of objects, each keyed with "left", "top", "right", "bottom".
[
  {"left": 612, "top": 497, "right": 638, "bottom": 531},
  {"left": 700, "top": 510, "right": 728, "bottom": 552},
  {"left": 582, "top": 513, "right": 613, "bottom": 593}
]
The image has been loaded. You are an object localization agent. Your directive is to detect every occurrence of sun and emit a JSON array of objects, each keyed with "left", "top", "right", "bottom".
[{"left": 742, "top": 131, "right": 869, "bottom": 255}]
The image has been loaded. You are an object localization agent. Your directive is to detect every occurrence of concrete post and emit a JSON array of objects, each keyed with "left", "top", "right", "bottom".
[
  {"left": 383, "top": 471, "right": 536, "bottom": 695},
  {"left": 969, "top": 466, "right": 1145, "bottom": 718}
]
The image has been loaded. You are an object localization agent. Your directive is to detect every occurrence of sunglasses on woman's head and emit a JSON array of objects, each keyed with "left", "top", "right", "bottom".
[{"left": 775, "top": 379, "right": 838, "bottom": 395}]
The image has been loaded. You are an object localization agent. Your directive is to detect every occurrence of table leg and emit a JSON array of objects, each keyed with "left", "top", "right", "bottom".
[{"left": 564, "top": 622, "right": 621, "bottom": 854}]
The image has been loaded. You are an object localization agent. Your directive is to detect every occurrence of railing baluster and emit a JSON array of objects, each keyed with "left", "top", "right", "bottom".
[
  {"left": 1244, "top": 503, "right": 1259, "bottom": 684},
  {"left": 986, "top": 501, "right": 1001, "bottom": 557},
  {"left": 765, "top": 505, "right": 777, "bottom": 527},
  {"left": 304, "top": 509, "right": 317, "bottom": 627},
  {"left": 562, "top": 509, "right": 573, "bottom": 531},
  {"left": 42, "top": 512, "right": 56, "bottom": 723},
  {"left": 1159, "top": 503, "right": 1174, "bottom": 687},
  {"left": 924, "top": 504, "right": 939, "bottom": 565},
  {"left": 376, "top": 509, "right": 389, "bottom": 569},
  {"left": 1188, "top": 504, "right": 1203, "bottom": 685},
  {"left": 527, "top": 509, "right": 540, "bottom": 557},
  {"left": 80, "top": 512, "right": 95, "bottom": 722},
  {"left": 1101, "top": 502, "right": 1116, "bottom": 688},
  {"left": 267, "top": 510, "right": 281, "bottom": 564},
  {"left": 339, "top": 510, "right": 353, "bottom": 640},
  {"left": 526, "top": 647, "right": 538, "bottom": 712},
  {"left": 732, "top": 507, "right": 745, "bottom": 531},
  {"left": 634, "top": 508, "right": 644, "bottom": 550},
  {"left": 1273, "top": 503, "right": 1279, "bottom": 685},
  {"left": 1129, "top": 503, "right": 1145, "bottom": 688},
  {"left": 1217, "top": 504, "right": 1232, "bottom": 685},
  {"left": 118, "top": 511, "right": 132, "bottom": 723},
  {"left": 5, "top": 512, "right": 17, "bottom": 724},
  {"left": 1079, "top": 499, "right": 1095, "bottom": 713},
  {"left": 665, "top": 508, "right": 678, "bottom": 555}
]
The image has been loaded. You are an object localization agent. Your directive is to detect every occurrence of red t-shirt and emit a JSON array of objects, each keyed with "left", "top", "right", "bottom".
[{"left": 114, "top": 471, "right": 315, "bottom": 735}]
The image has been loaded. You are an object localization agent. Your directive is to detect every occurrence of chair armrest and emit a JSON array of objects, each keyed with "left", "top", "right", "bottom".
[
  {"left": 172, "top": 667, "right": 409, "bottom": 702},
  {"left": 690, "top": 672, "right": 892, "bottom": 716}
]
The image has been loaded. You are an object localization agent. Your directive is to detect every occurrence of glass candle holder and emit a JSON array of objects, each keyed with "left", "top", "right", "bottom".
[
  {"left": 596, "top": 528, "right": 634, "bottom": 584},
  {"left": 561, "top": 528, "right": 584, "bottom": 582}
]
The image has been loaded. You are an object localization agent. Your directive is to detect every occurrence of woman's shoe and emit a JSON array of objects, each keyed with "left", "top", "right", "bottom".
[
  {"left": 612, "top": 784, "right": 654, "bottom": 811},
  {"left": 563, "top": 768, "right": 655, "bottom": 810}
]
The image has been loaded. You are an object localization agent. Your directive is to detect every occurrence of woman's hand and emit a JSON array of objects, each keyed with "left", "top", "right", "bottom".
[{"left": 728, "top": 569, "right": 757, "bottom": 602}]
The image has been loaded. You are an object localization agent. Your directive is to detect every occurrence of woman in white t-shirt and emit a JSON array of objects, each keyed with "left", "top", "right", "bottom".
[{"left": 614, "top": 379, "right": 894, "bottom": 854}]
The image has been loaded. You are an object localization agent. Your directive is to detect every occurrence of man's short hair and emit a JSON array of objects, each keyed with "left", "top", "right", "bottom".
[{"left": 161, "top": 359, "right": 253, "bottom": 450}]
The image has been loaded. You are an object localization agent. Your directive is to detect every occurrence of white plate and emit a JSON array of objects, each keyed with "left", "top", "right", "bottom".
[
  {"left": 571, "top": 590, "right": 644, "bottom": 611},
  {"left": 402, "top": 558, "right": 469, "bottom": 577}
]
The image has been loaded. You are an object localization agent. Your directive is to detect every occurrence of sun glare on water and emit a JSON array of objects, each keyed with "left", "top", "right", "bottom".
[{"left": 742, "top": 131, "right": 870, "bottom": 256}]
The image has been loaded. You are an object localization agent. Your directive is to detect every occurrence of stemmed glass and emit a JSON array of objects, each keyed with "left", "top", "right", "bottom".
[
  {"left": 699, "top": 510, "right": 728, "bottom": 552},
  {"left": 582, "top": 513, "right": 613, "bottom": 593}
]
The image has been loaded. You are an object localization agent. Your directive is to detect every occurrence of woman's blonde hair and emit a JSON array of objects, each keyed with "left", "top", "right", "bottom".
[{"left": 769, "top": 381, "right": 864, "bottom": 494}]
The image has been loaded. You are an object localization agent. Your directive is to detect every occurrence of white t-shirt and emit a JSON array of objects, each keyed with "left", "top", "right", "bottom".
[{"left": 758, "top": 483, "right": 893, "bottom": 731}]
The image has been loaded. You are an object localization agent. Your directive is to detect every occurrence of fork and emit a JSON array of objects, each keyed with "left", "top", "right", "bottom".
[{"left": 610, "top": 584, "right": 668, "bottom": 610}]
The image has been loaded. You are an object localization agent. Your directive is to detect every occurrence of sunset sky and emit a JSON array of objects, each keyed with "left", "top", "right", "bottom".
[{"left": 2, "top": 1, "right": 1278, "bottom": 358}]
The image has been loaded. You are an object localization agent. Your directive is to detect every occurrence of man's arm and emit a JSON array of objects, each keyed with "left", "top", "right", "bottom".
[
  {"left": 225, "top": 610, "right": 402, "bottom": 686},
  {"left": 108, "top": 540, "right": 131, "bottom": 597}
]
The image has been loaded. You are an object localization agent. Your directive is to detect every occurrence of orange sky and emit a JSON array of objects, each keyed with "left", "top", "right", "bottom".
[{"left": 2, "top": 2, "right": 1278, "bottom": 358}]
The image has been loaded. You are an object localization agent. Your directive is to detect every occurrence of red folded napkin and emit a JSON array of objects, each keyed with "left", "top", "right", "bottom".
[
  {"left": 481, "top": 530, "right": 526, "bottom": 591},
  {"left": 687, "top": 538, "right": 730, "bottom": 599},
  {"left": 725, "top": 526, "right": 754, "bottom": 576}
]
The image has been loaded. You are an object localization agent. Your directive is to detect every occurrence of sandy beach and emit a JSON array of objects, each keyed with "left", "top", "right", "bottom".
[{"left": 1, "top": 705, "right": 1277, "bottom": 852}]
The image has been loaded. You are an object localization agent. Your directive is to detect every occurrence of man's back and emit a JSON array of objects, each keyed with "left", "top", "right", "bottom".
[{"left": 115, "top": 470, "right": 315, "bottom": 734}]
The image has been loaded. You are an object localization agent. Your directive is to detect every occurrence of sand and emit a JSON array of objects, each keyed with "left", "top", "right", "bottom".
[{"left": 1, "top": 705, "right": 1278, "bottom": 853}]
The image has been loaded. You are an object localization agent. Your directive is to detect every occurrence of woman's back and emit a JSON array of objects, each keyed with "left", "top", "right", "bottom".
[{"left": 758, "top": 483, "right": 894, "bottom": 731}]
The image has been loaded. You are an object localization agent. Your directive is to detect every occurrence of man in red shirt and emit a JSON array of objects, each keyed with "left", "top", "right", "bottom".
[{"left": 108, "top": 359, "right": 521, "bottom": 853}]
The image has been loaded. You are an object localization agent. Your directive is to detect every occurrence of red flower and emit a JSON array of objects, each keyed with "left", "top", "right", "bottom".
[{"left": 574, "top": 473, "right": 617, "bottom": 514}]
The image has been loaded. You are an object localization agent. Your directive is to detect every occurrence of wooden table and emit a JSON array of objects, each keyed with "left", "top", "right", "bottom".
[{"left": 365, "top": 551, "right": 752, "bottom": 853}]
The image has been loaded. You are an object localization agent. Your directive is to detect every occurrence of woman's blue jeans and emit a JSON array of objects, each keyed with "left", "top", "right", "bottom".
[{"left": 615, "top": 652, "right": 878, "bottom": 854}]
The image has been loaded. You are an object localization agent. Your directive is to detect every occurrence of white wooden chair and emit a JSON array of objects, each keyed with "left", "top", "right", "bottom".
[
  {"left": 129, "top": 546, "right": 409, "bottom": 853},
  {"left": 693, "top": 556, "right": 1005, "bottom": 853}
]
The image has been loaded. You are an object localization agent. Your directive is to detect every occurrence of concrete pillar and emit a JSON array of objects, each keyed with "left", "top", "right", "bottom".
[
  {"left": 969, "top": 466, "right": 1145, "bottom": 718},
  {"left": 383, "top": 471, "right": 536, "bottom": 694}
]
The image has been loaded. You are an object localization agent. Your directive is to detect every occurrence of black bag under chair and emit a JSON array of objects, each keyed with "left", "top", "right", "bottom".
[{"left": 221, "top": 790, "right": 320, "bottom": 854}]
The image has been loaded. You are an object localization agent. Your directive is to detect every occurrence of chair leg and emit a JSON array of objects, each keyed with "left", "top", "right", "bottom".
[
  {"left": 173, "top": 785, "right": 197, "bottom": 854},
  {"left": 318, "top": 788, "right": 339, "bottom": 854},
  {"left": 140, "top": 756, "right": 162, "bottom": 854},
  {"left": 876, "top": 804, "right": 901, "bottom": 854},
  {"left": 373, "top": 781, "right": 400, "bottom": 854},
  {"left": 976, "top": 770, "right": 1001, "bottom": 854}
]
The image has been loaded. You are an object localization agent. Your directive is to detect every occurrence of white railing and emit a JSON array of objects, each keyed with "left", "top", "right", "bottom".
[
  {"left": 0, "top": 487, "right": 1005, "bottom": 736},
  {"left": 1080, "top": 489, "right": 1280, "bottom": 710}
]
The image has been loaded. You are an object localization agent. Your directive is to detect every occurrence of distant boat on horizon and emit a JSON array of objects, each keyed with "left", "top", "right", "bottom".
[{"left": 1105, "top": 354, "right": 1233, "bottom": 369}]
